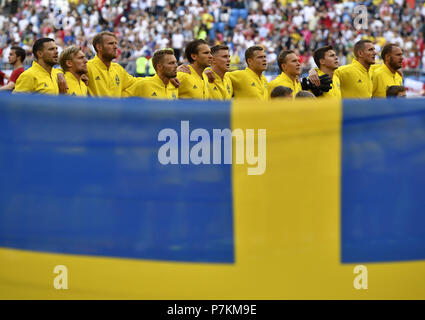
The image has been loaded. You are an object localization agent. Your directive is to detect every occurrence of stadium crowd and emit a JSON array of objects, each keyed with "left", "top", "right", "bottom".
[
  {"left": 0, "top": 0, "right": 423, "bottom": 99},
  {"left": 0, "top": 0, "right": 424, "bottom": 73}
]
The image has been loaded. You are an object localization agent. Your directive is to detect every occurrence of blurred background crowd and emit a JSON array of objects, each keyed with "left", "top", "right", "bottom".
[{"left": 0, "top": 0, "right": 425, "bottom": 81}]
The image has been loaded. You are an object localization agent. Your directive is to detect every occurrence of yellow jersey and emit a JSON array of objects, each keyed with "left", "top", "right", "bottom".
[
  {"left": 227, "top": 67, "right": 268, "bottom": 100},
  {"left": 371, "top": 64, "right": 403, "bottom": 98},
  {"left": 126, "top": 74, "right": 178, "bottom": 100},
  {"left": 268, "top": 71, "right": 302, "bottom": 98},
  {"left": 177, "top": 65, "right": 208, "bottom": 99},
  {"left": 86, "top": 55, "right": 136, "bottom": 97},
  {"left": 316, "top": 68, "right": 341, "bottom": 99},
  {"left": 13, "top": 61, "right": 61, "bottom": 95},
  {"left": 64, "top": 72, "right": 88, "bottom": 97},
  {"left": 334, "top": 59, "right": 373, "bottom": 98},
  {"left": 204, "top": 69, "right": 233, "bottom": 100}
]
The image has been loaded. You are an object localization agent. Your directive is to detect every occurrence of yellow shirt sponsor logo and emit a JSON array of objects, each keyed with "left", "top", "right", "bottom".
[
  {"left": 268, "top": 71, "right": 302, "bottom": 99},
  {"left": 226, "top": 67, "right": 268, "bottom": 100},
  {"left": 177, "top": 65, "right": 208, "bottom": 99},
  {"left": 87, "top": 55, "right": 136, "bottom": 97},
  {"left": 64, "top": 72, "right": 88, "bottom": 97},
  {"left": 204, "top": 70, "right": 233, "bottom": 100},
  {"left": 334, "top": 59, "right": 373, "bottom": 98},
  {"left": 126, "top": 74, "right": 178, "bottom": 100}
]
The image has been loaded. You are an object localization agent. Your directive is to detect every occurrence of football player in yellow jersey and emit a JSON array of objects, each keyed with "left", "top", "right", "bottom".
[
  {"left": 126, "top": 48, "right": 178, "bottom": 100},
  {"left": 59, "top": 46, "right": 88, "bottom": 97},
  {"left": 205, "top": 44, "right": 233, "bottom": 100},
  {"left": 177, "top": 39, "right": 212, "bottom": 99},
  {"left": 268, "top": 50, "right": 302, "bottom": 98},
  {"left": 226, "top": 45, "right": 269, "bottom": 100},
  {"left": 311, "top": 46, "right": 341, "bottom": 99},
  {"left": 14, "top": 38, "right": 66, "bottom": 95},
  {"left": 86, "top": 31, "right": 137, "bottom": 97},
  {"left": 372, "top": 43, "right": 404, "bottom": 98},
  {"left": 334, "top": 40, "right": 376, "bottom": 98}
]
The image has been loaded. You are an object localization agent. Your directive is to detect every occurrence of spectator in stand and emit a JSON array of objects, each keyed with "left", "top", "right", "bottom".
[{"left": 0, "top": 0, "right": 423, "bottom": 81}]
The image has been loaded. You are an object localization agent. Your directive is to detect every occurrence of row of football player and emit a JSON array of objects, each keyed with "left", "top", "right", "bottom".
[{"left": 2, "top": 31, "right": 405, "bottom": 100}]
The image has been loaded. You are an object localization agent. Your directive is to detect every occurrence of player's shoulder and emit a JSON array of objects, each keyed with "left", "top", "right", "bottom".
[
  {"left": 177, "top": 71, "right": 190, "bottom": 80},
  {"left": 335, "top": 64, "right": 352, "bottom": 72},
  {"left": 110, "top": 61, "right": 126, "bottom": 73},
  {"left": 228, "top": 70, "right": 244, "bottom": 77},
  {"left": 334, "top": 64, "right": 355, "bottom": 77},
  {"left": 86, "top": 58, "right": 96, "bottom": 66},
  {"left": 268, "top": 74, "right": 284, "bottom": 86},
  {"left": 17, "top": 67, "right": 34, "bottom": 80},
  {"left": 371, "top": 64, "right": 385, "bottom": 74}
]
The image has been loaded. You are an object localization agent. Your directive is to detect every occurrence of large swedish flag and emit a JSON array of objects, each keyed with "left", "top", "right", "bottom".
[{"left": 0, "top": 93, "right": 424, "bottom": 299}]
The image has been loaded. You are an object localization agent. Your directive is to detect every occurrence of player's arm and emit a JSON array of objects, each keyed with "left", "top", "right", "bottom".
[
  {"left": 122, "top": 77, "right": 145, "bottom": 97},
  {"left": 0, "top": 82, "right": 16, "bottom": 91},
  {"left": 120, "top": 65, "right": 138, "bottom": 95}
]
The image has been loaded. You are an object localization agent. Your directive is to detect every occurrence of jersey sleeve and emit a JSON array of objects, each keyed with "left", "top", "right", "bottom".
[{"left": 120, "top": 65, "right": 137, "bottom": 92}]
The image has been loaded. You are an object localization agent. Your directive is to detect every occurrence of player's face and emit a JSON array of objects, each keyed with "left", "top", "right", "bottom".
[
  {"left": 194, "top": 44, "right": 212, "bottom": 68},
  {"left": 322, "top": 50, "right": 339, "bottom": 70},
  {"left": 101, "top": 35, "right": 118, "bottom": 60},
  {"left": 8, "top": 49, "right": 17, "bottom": 65},
  {"left": 160, "top": 54, "right": 178, "bottom": 79},
  {"left": 397, "top": 90, "right": 407, "bottom": 98},
  {"left": 362, "top": 42, "right": 376, "bottom": 65},
  {"left": 40, "top": 41, "right": 59, "bottom": 66},
  {"left": 249, "top": 49, "right": 267, "bottom": 73},
  {"left": 283, "top": 53, "right": 301, "bottom": 76},
  {"left": 70, "top": 50, "right": 88, "bottom": 75},
  {"left": 388, "top": 46, "right": 403, "bottom": 70},
  {"left": 212, "top": 49, "right": 230, "bottom": 73}
]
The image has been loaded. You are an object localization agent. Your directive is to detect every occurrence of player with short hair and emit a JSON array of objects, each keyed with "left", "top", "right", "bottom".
[
  {"left": 205, "top": 45, "right": 233, "bottom": 100},
  {"left": 86, "top": 31, "right": 137, "bottom": 97},
  {"left": 177, "top": 39, "right": 212, "bottom": 99},
  {"left": 0, "top": 46, "right": 25, "bottom": 91},
  {"left": 59, "top": 46, "right": 88, "bottom": 96},
  {"left": 386, "top": 85, "right": 407, "bottom": 98},
  {"left": 14, "top": 38, "right": 64, "bottom": 95},
  {"left": 268, "top": 50, "right": 302, "bottom": 98},
  {"left": 226, "top": 45, "right": 269, "bottom": 100},
  {"left": 126, "top": 48, "right": 178, "bottom": 99},
  {"left": 270, "top": 86, "right": 293, "bottom": 98},
  {"left": 334, "top": 39, "right": 376, "bottom": 98},
  {"left": 295, "top": 90, "right": 316, "bottom": 98},
  {"left": 372, "top": 43, "right": 404, "bottom": 98},
  {"left": 311, "top": 46, "right": 341, "bottom": 98}
]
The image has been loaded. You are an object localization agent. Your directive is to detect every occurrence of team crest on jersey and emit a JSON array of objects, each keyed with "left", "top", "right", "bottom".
[
  {"left": 193, "top": 85, "right": 198, "bottom": 89},
  {"left": 213, "top": 86, "right": 218, "bottom": 91},
  {"left": 358, "top": 79, "right": 362, "bottom": 83},
  {"left": 44, "top": 83, "right": 47, "bottom": 88},
  {"left": 152, "top": 92, "right": 157, "bottom": 97},
  {"left": 172, "top": 92, "right": 176, "bottom": 99},
  {"left": 95, "top": 76, "right": 101, "bottom": 80},
  {"left": 116, "top": 75, "right": 120, "bottom": 86},
  {"left": 251, "top": 82, "right": 256, "bottom": 87}
]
